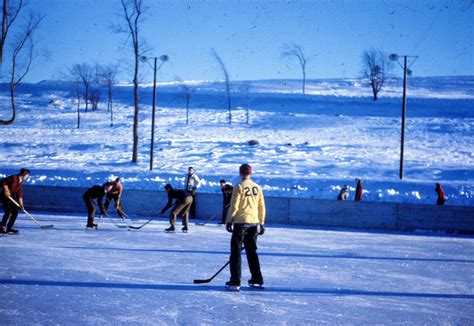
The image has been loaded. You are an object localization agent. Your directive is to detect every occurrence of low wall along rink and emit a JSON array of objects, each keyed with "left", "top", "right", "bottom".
[{"left": 22, "top": 185, "right": 474, "bottom": 233}]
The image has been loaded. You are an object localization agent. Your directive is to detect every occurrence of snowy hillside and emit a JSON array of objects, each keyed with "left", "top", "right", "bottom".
[{"left": 0, "top": 76, "right": 473, "bottom": 206}]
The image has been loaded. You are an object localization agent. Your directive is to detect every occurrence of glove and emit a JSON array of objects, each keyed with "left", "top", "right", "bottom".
[
  {"left": 258, "top": 224, "right": 265, "bottom": 235},
  {"left": 226, "top": 223, "right": 233, "bottom": 233}
]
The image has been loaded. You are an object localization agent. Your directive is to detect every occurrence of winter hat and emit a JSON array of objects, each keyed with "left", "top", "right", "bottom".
[{"left": 239, "top": 164, "right": 252, "bottom": 176}]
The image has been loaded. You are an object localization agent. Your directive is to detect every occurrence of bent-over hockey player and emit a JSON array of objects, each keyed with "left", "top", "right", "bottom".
[
  {"left": 83, "top": 182, "right": 113, "bottom": 228},
  {"left": 161, "top": 184, "right": 193, "bottom": 233},
  {"left": 0, "top": 168, "right": 30, "bottom": 234},
  {"left": 225, "top": 164, "right": 265, "bottom": 291},
  {"left": 104, "top": 177, "right": 125, "bottom": 219}
]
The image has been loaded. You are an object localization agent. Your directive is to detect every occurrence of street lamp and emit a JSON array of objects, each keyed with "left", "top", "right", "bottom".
[
  {"left": 389, "top": 53, "right": 418, "bottom": 180},
  {"left": 140, "top": 54, "right": 169, "bottom": 171}
]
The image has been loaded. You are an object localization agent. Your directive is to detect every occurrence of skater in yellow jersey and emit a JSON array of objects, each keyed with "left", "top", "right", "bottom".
[{"left": 225, "top": 164, "right": 265, "bottom": 291}]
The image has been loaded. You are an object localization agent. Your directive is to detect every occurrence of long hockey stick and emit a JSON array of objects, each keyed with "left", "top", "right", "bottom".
[
  {"left": 194, "top": 231, "right": 260, "bottom": 284},
  {"left": 101, "top": 212, "right": 128, "bottom": 229},
  {"left": 195, "top": 213, "right": 219, "bottom": 226},
  {"left": 193, "top": 260, "right": 231, "bottom": 284},
  {"left": 196, "top": 204, "right": 230, "bottom": 226},
  {"left": 127, "top": 214, "right": 166, "bottom": 230},
  {"left": 8, "top": 197, "right": 54, "bottom": 229}
]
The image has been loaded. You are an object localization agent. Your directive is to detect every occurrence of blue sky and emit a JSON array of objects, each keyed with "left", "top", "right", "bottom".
[{"left": 9, "top": 0, "right": 474, "bottom": 82}]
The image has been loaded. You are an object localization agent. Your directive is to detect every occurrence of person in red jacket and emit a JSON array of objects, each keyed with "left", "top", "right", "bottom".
[
  {"left": 355, "top": 178, "right": 362, "bottom": 201},
  {"left": 435, "top": 183, "right": 446, "bottom": 205},
  {"left": 1, "top": 168, "right": 30, "bottom": 234}
]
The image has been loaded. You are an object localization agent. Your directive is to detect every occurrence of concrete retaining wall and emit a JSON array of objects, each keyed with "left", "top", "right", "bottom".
[{"left": 19, "top": 185, "right": 474, "bottom": 233}]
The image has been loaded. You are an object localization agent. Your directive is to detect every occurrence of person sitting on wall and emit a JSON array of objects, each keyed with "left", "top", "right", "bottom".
[{"left": 337, "top": 185, "right": 349, "bottom": 201}]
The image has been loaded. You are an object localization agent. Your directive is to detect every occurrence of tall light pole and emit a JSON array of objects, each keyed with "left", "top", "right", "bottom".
[
  {"left": 140, "top": 54, "right": 169, "bottom": 170},
  {"left": 389, "top": 53, "right": 418, "bottom": 180}
]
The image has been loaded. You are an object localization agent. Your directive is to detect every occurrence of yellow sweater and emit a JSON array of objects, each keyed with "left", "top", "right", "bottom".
[{"left": 226, "top": 178, "right": 265, "bottom": 225}]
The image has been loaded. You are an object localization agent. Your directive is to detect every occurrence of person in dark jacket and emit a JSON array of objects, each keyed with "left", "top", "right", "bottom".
[
  {"left": 161, "top": 184, "right": 193, "bottom": 233},
  {"left": 435, "top": 183, "right": 446, "bottom": 205},
  {"left": 1, "top": 168, "right": 30, "bottom": 234},
  {"left": 355, "top": 178, "right": 362, "bottom": 201},
  {"left": 219, "top": 179, "right": 233, "bottom": 224},
  {"left": 104, "top": 177, "right": 125, "bottom": 219},
  {"left": 83, "top": 182, "right": 113, "bottom": 228}
]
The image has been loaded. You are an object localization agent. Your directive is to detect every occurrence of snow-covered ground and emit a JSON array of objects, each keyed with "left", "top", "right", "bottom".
[
  {"left": 0, "top": 77, "right": 473, "bottom": 205},
  {"left": 1, "top": 213, "right": 473, "bottom": 324}
]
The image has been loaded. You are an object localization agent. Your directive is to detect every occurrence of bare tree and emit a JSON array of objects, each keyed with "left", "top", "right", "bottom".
[
  {"left": 69, "top": 63, "right": 94, "bottom": 112},
  {"left": 175, "top": 77, "right": 193, "bottom": 126},
  {"left": 90, "top": 87, "right": 100, "bottom": 111},
  {"left": 0, "top": 12, "right": 43, "bottom": 125},
  {"left": 99, "top": 63, "right": 118, "bottom": 125},
  {"left": 281, "top": 42, "right": 312, "bottom": 94},
  {"left": 211, "top": 48, "right": 232, "bottom": 124},
  {"left": 63, "top": 66, "right": 84, "bottom": 128},
  {"left": 362, "top": 49, "right": 392, "bottom": 101},
  {"left": 72, "top": 77, "right": 81, "bottom": 128},
  {"left": 114, "top": 0, "right": 146, "bottom": 163},
  {"left": 0, "top": 0, "right": 24, "bottom": 64},
  {"left": 244, "top": 83, "right": 251, "bottom": 125}
]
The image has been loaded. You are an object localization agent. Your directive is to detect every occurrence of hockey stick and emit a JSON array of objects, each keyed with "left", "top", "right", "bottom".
[
  {"left": 194, "top": 242, "right": 252, "bottom": 284},
  {"left": 101, "top": 212, "right": 128, "bottom": 228},
  {"left": 195, "top": 204, "right": 230, "bottom": 226},
  {"left": 8, "top": 197, "right": 54, "bottom": 229},
  {"left": 127, "top": 213, "right": 166, "bottom": 230},
  {"left": 193, "top": 260, "right": 231, "bottom": 284},
  {"left": 195, "top": 213, "right": 219, "bottom": 226}
]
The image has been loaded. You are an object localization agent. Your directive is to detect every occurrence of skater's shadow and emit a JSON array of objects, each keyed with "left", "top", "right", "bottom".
[
  {"left": 58, "top": 246, "right": 474, "bottom": 264},
  {"left": 1, "top": 279, "right": 473, "bottom": 299}
]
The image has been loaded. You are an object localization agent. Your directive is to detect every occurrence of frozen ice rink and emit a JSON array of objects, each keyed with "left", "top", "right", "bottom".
[{"left": 1, "top": 212, "right": 473, "bottom": 325}]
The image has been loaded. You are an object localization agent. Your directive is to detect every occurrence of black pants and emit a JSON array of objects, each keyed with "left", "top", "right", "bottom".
[
  {"left": 229, "top": 224, "right": 263, "bottom": 284},
  {"left": 1, "top": 193, "right": 19, "bottom": 230},
  {"left": 83, "top": 195, "right": 96, "bottom": 226},
  {"left": 221, "top": 200, "right": 231, "bottom": 223}
]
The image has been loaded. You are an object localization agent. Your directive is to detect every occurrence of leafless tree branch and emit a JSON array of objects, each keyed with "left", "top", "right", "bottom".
[
  {"left": 211, "top": 48, "right": 232, "bottom": 124},
  {"left": 281, "top": 42, "right": 312, "bottom": 94}
]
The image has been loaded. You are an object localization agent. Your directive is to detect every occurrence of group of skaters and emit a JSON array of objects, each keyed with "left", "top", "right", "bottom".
[
  {"left": 1, "top": 164, "right": 266, "bottom": 291},
  {"left": 1, "top": 165, "right": 450, "bottom": 290},
  {"left": 337, "top": 178, "right": 363, "bottom": 201}
]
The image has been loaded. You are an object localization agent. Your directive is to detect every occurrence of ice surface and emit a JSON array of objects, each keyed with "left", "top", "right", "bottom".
[{"left": 1, "top": 213, "right": 473, "bottom": 324}]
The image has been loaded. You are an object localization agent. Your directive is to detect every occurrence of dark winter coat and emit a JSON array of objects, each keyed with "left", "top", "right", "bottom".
[
  {"left": 221, "top": 184, "right": 234, "bottom": 205},
  {"left": 435, "top": 184, "right": 446, "bottom": 205},
  {"left": 355, "top": 181, "right": 362, "bottom": 201},
  {"left": 83, "top": 185, "right": 107, "bottom": 210}
]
